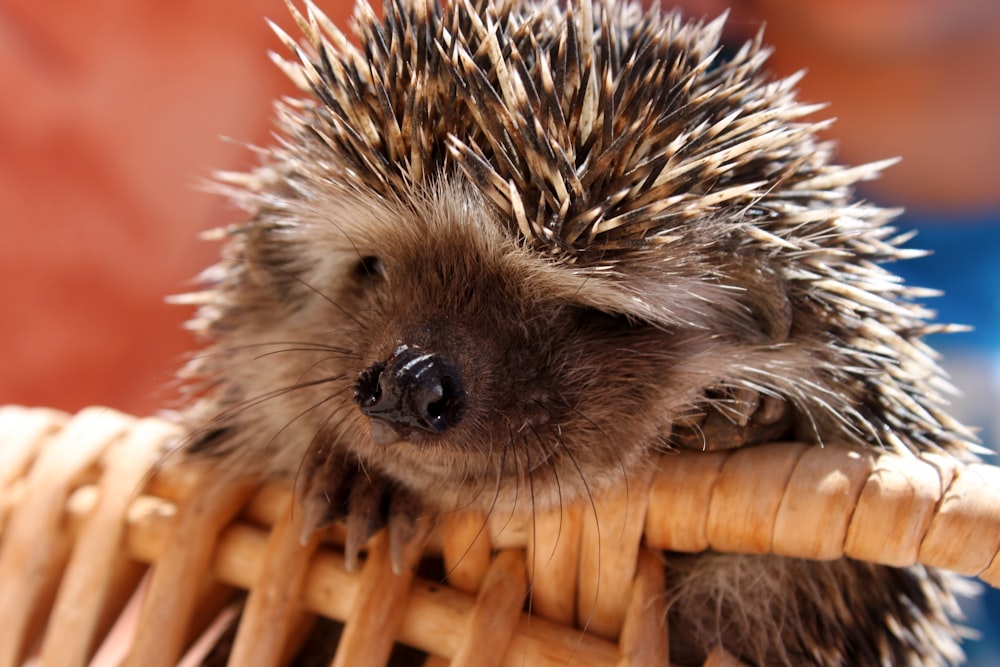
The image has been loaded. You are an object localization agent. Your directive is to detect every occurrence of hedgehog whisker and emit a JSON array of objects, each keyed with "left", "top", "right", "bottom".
[
  {"left": 441, "top": 447, "right": 508, "bottom": 585},
  {"left": 186, "top": 340, "right": 359, "bottom": 361},
  {"left": 521, "top": 429, "right": 541, "bottom": 613},
  {"left": 525, "top": 429, "right": 561, "bottom": 473},
  {"left": 213, "top": 375, "right": 347, "bottom": 426},
  {"left": 264, "top": 385, "right": 354, "bottom": 457},
  {"left": 497, "top": 422, "right": 524, "bottom": 533},
  {"left": 551, "top": 393, "right": 629, "bottom": 491},
  {"left": 291, "top": 404, "right": 357, "bottom": 518},
  {"left": 251, "top": 345, "right": 359, "bottom": 361},
  {"left": 524, "top": 424, "right": 569, "bottom": 579},
  {"left": 292, "top": 356, "right": 355, "bottom": 387},
  {"left": 558, "top": 428, "right": 603, "bottom": 639}
]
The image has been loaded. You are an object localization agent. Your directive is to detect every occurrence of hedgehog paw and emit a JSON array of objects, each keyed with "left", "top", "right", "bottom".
[
  {"left": 295, "top": 445, "right": 424, "bottom": 573},
  {"left": 673, "top": 390, "right": 792, "bottom": 451}
]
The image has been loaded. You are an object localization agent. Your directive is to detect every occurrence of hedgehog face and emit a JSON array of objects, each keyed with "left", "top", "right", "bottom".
[
  {"left": 182, "top": 0, "right": 972, "bottom": 516},
  {"left": 211, "top": 180, "right": 731, "bottom": 510}
]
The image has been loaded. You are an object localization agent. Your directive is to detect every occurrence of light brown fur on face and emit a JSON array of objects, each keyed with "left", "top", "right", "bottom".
[
  {"left": 183, "top": 178, "right": 733, "bottom": 509},
  {"left": 175, "top": 1, "right": 980, "bottom": 664}
]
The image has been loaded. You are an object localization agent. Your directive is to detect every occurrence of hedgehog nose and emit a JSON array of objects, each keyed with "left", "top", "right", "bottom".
[{"left": 354, "top": 346, "right": 466, "bottom": 445}]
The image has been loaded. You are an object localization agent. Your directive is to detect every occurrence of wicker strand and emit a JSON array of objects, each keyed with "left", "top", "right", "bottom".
[
  {"left": 38, "top": 417, "right": 174, "bottom": 667},
  {"left": 615, "top": 547, "right": 668, "bottom": 667},
  {"left": 449, "top": 549, "right": 528, "bottom": 666},
  {"left": 524, "top": 501, "right": 583, "bottom": 625},
  {"left": 641, "top": 442, "right": 1000, "bottom": 585},
  {"left": 330, "top": 517, "right": 432, "bottom": 667},
  {"left": 921, "top": 462, "right": 1000, "bottom": 578},
  {"left": 0, "top": 407, "right": 134, "bottom": 667},
  {"left": 439, "top": 511, "right": 492, "bottom": 594},
  {"left": 227, "top": 495, "right": 320, "bottom": 666},
  {"left": 122, "top": 466, "right": 257, "bottom": 667},
  {"left": 577, "top": 465, "right": 656, "bottom": 640}
]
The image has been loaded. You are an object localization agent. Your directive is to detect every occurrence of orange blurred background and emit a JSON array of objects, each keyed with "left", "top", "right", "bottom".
[{"left": 1, "top": 0, "right": 352, "bottom": 415}]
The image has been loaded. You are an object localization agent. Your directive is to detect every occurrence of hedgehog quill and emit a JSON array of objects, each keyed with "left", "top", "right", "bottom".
[{"left": 175, "top": 0, "right": 981, "bottom": 664}]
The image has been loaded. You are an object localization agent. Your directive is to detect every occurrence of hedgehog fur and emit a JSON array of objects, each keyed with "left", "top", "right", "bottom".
[{"left": 176, "top": 0, "right": 980, "bottom": 664}]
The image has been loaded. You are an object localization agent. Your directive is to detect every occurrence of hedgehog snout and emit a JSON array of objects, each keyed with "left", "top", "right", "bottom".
[{"left": 354, "top": 344, "right": 467, "bottom": 445}]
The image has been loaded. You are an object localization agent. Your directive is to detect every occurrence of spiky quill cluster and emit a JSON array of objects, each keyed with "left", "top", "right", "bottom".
[
  {"left": 179, "top": 0, "right": 981, "bottom": 664},
  {"left": 215, "top": 0, "right": 978, "bottom": 458}
]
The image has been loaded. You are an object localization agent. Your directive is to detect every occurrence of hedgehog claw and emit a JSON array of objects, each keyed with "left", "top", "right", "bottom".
[
  {"left": 295, "top": 445, "right": 352, "bottom": 545},
  {"left": 673, "top": 389, "right": 793, "bottom": 451},
  {"left": 753, "top": 394, "right": 787, "bottom": 426},
  {"left": 295, "top": 444, "right": 427, "bottom": 572},
  {"left": 732, "top": 387, "right": 760, "bottom": 427},
  {"left": 387, "top": 488, "right": 421, "bottom": 574},
  {"left": 344, "top": 475, "right": 388, "bottom": 570}
]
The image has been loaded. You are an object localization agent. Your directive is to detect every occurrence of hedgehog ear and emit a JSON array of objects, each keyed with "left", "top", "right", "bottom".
[
  {"left": 242, "top": 222, "right": 309, "bottom": 302},
  {"left": 730, "top": 260, "right": 793, "bottom": 343}
]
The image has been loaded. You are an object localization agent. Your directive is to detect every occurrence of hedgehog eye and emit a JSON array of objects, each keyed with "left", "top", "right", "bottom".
[
  {"left": 573, "top": 306, "right": 648, "bottom": 331},
  {"left": 746, "top": 205, "right": 778, "bottom": 221},
  {"left": 352, "top": 255, "right": 385, "bottom": 282}
]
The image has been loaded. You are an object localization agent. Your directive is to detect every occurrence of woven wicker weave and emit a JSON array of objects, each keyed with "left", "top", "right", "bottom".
[{"left": 1, "top": 404, "right": 998, "bottom": 667}]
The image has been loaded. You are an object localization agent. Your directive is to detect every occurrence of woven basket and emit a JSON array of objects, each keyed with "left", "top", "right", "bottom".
[{"left": 1, "top": 405, "right": 999, "bottom": 667}]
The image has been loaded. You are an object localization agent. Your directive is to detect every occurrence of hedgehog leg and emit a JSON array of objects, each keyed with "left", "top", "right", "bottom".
[
  {"left": 295, "top": 440, "right": 426, "bottom": 572},
  {"left": 343, "top": 472, "right": 389, "bottom": 570},
  {"left": 673, "top": 391, "right": 794, "bottom": 451},
  {"left": 295, "top": 443, "right": 355, "bottom": 544}
]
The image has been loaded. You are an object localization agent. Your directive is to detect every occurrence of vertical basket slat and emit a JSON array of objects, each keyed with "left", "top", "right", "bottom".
[
  {"left": 228, "top": 496, "right": 320, "bottom": 666},
  {"left": 38, "top": 417, "right": 175, "bottom": 667},
  {"left": 123, "top": 472, "right": 257, "bottom": 667},
  {"left": 449, "top": 549, "right": 527, "bottom": 667},
  {"left": 0, "top": 407, "right": 134, "bottom": 667}
]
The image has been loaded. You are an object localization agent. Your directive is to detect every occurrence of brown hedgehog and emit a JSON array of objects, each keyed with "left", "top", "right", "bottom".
[{"left": 175, "top": 0, "right": 981, "bottom": 664}]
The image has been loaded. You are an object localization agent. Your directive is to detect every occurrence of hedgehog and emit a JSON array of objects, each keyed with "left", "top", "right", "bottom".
[{"left": 174, "top": 0, "right": 982, "bottom": 664}]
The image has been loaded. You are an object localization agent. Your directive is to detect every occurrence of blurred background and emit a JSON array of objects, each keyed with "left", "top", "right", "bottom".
[
  {"left": 2, "top": 0, "right": 998, "bottom": 661},
  {"left": 1, "top": 0, "right": 319, "bottom": 415}
]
